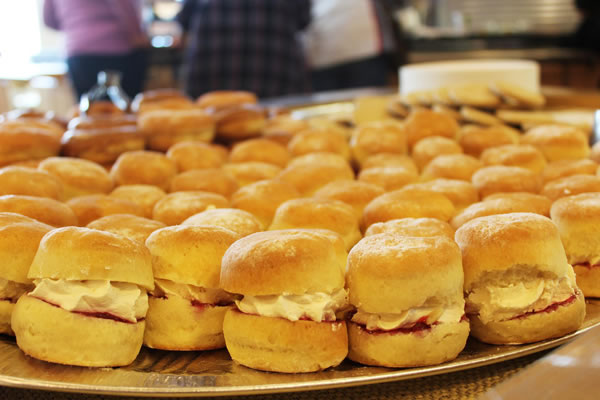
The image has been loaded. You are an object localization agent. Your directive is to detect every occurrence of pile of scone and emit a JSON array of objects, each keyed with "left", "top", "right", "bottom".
[{"left": 0, "top": 88, "right": 596, "bottom": 374}]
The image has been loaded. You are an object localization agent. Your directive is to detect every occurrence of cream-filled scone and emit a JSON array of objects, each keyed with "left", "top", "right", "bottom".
[
  {"left": 0, "top": 213, "right": 53, "bottom": 335},
  {"left": 455, "top": 213, "right": 585, "bottom": 344},
  {"left": 11, "top": 227, "right": 153, "bottom": 366},
  {"left": 551, "top": 193, "right": 600, "bottom": 297},
  {"left": 221, "top": 229, "right": 349, "bottom": 373},
  {"left": 347, "top": 234, "right": 468, "bottom": 367},
  {"left": 144, "top": 225, "right": 240, "bottom": 350}
]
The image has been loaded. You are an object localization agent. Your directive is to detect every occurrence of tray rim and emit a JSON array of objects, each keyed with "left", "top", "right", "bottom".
[{"left": 0, "top": 300, "right": 598, "bottom": 398}]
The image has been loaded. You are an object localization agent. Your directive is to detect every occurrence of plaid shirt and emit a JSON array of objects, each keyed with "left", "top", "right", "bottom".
[{"left": 177, "top": 0, "right": 311, "bottom": 99}]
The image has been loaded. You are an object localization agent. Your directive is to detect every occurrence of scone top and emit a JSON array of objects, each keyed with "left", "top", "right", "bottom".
[
  {"left": 347, "top": 234, "right": 464, "bottom": 314},
  {"left": 220, "top": 229, "right": 346, "bottom": 296},
  {"left": 28, "top": 226, "right": 154, "bottom": 290},
  {"left": 145, "top": 225, "right": 240, "bottom": 288},
  {"left": 455, "top": 212, "right": 571, "bottom": 292}
]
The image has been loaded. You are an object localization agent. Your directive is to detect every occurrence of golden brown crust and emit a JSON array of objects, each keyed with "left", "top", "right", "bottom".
[
  {"left": 261, "top": 115, "right": 310, "bottom": 146},
  {"left": 451, "top": 193, "right": 551, "bottom": 229},
  {"left": 28, "top": 226, "right": 153, "bottom": 288},
  {"left": 0, "top": 195, "right": 78, "bottom": 227},
  {"left": 0, "top": 166, "right": 63, "bottom": 200},
  {"left": 166, "top": 141, "right": 228, "bottom": 172},
  {"left": 152, "top": 191, "right": 229, "bottom": 226},
  {"left": 0, "top": 212, "right": 53, "bottom": 283},
  {"left": 288, "top": 129, "right": 350, "bottom": 160},
  {"left": 573, "top": 266, "right": 600, "bottom": 297},
  {"left": 213, "top": 105, "right": 267, "bottom": 141},
  {"left": 269, "top": 198, "right": 361, "bottom": 250},
  {"left": 146, "top": 225, "right": 240, "bottom": 287},
  {"left": 137, "top": 109, "right": 215, "bottom": 151},
  {"left": 222, "top": 162, "right": 282, "bottom": 187},
  {"left": 196, "top": 90, "right": 258, "bottom": 111},
  {"left": 131, "top": 89, "right": 192, "bottom": 113},
  {"left": 542, "top": 159, "right": 597, "bottom": 184},
  {"left": 144, "top": 297, "right": 230, "bottom": 350},
  {"left": 541, "top": 174, "right": 600, "bottom": 201},
  {"left": 411, "top": 136, "right": 463, "bottom": 171},
  {"left": 348, "top": 320, "right": 469, "bottom": 367},
  {"left": 422, "top": 154, "right": 483, "bottom": 182},
  {"left": 230, "top": 179, "right": 300, "bottom": 229},
  {"left": 350, "top": 121, "right": 407, "bottom": 166},
  {"left": 223, "top": 310, "right": 348, "bottom": 373},
  {"left": 364, "top": 217, "right": 454, "bottom": 240},
  {"left": 348, "top": 235, "right": 464, "bottom": 313},
  {"left": 403, "top": 179, "right": 479, "bottom": 211},
  {"left": 66, "top": 194, "right": 143, "bottom": 226},
  {"left": 229, "top": 138, "right": 291, "bottom": 167},
  {"left": 472, "top": 166, "right": 542, "bottom": 198},
  {"left": 278, "top": 152, "right": 354, "bottom": 196},
  {"left": 480, "top": 144, "right": 547, "bottom": 174},
  {"left": 363, "top": 189, "right": 455, "bottom": 229},
  {"left": 469, "top": 291, "right": 585, "bottom": 344},
  {"left": 38, "top": 157, "right": 113, "bottom": 200},
  {"left": 357, "top": 166, "right": 418, "bottom": 192},
  {"left": 457, "top": 125, "right": 520, "bottom": 157},
  {"left": 109, "top": 184, "right": 166, "bottom": 219},
  {"left": 521, "top": 125, "right": 589, "bottom": 162},
  {"left": 87, "top": 214, "right": 166, "bottom": 244},
  {"left": 110, "top": 150, "right": 177, "bottom": 191},
  {"left": 313, "top": 180, "right": 385, "bottom": 220},
  {"left": 0, "top": 123, "right": 61, "bottom": 166},
  {"left": 60, "top": 126, "right": 145, "bottom": 165},
  {"left": 404, "top": 109, "right": 459, "bottom": 149},
  {"left": 361, "top": 153, "right": 418, "bottom": 173},
  {"left": 221, "top": 229, "right": 346, "bottom": 295},
  {"left": 169, "top": 168, "right": 239, "bottom": 198},
  {"left": 12, "top": 295, "right": 145, "bottom": 367},
  {"left": 454, "top": 213, "right": 569, "bottom": 291},
  {"left": 0, "top": 300, "right": 14, "bottom": 335},
  {"left": 182, "top": 208, "right": 262, "bottom": 237}
]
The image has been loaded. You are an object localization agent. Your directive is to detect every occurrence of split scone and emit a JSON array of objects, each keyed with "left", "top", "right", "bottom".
[
  {"left": 455, "top": 213, "right": 586, "bottom": 344},
  {"left": 144, "top": 225, "right": 240, "bottom": 350},
  {"left": 221, "top": 229, "right": 349, "bottom": 373},
  {"left": 347, "top": 234, "right": 469, "bottom": 367},
  {"left": 11, "top": 227, "right": 154, "bottom": 366}
]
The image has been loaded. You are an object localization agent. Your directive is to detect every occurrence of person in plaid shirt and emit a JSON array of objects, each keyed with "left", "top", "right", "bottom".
[{"left": 177, "top": 0, "right": 311, "bottom": 99}]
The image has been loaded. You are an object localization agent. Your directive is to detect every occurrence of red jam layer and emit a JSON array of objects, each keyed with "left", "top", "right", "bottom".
[
  {"left": 232, "top": 308, "right": 341, "bottom": 323},
  {"left": 356, "top": 314, "right": 469, "bottom": 335},
  {"left": 31, "top": 296, "right": 140, "bottom": 324},
  {"left": 509, "top": 294, "right": 577, "bottom": 321}
]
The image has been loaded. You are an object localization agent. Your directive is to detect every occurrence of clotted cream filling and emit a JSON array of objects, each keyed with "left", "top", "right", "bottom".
[
  {"left": 30, "top": 279, "right": 147, "bottom": 323},
  {"left": 152, "top": 279, "right": 235, "bottom": 305},
  {"left": 235, "top": 288, "right": 349, "bottom": 322},
  {"left": 467, "top": 276, "right": 576, "bottom": 324},
  {"left": 351, "top": 301, "right": 465, "bottom": 331},
  {"left": 0, "top": 278, "right": 32, "bottom": 302}
]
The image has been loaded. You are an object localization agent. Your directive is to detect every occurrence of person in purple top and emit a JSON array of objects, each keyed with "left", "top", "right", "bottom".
[
  {"left": 43, "top": 0, "right": 149, "bottom": 99},
  {"left": 176, "top": 0, "right": 311, "bottom": 99}
]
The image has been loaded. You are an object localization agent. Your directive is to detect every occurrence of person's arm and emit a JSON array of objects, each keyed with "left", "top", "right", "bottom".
[
  {"left": 43, "top": 0, "right": 61, "bottom": 30},
  {"left": 176, "top": 0, "right": 196, "bottom": 32}
]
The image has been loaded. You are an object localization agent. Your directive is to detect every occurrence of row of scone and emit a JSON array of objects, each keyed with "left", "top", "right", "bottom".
[{"left": 1, "top": 208, "right": 587, "bottom": 373}]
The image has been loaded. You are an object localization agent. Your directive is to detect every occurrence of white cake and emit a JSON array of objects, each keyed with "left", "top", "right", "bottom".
[{"left": 399, "top": 60, "right": 540, "bottom": 95}]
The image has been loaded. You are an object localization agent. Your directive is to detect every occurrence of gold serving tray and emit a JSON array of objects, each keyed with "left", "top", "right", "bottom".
[{"left": 0, "top": 300, "right": 598, "bottom": 397}]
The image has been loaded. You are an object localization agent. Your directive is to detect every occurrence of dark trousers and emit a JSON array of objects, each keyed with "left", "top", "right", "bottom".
[
  {"left": 311, "top": 55, "right": 390, "bottom": 92},
  {"left": 66, "top": 49, "right": 149, "bottom": 100}
]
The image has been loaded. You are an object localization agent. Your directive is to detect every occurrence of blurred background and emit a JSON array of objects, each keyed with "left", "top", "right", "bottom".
[{"left": 0, "top": 0, "right": 597, "bottom": 116}]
